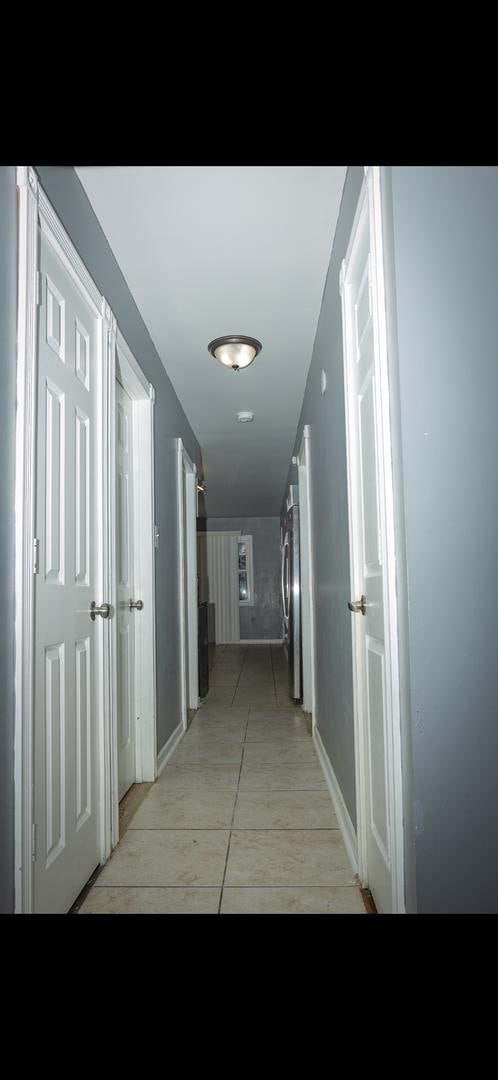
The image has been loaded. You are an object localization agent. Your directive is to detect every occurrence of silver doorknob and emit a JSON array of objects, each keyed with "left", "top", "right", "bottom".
[
  {"left": 129, "top": 599, "right": 144, "bottom": 611},
  {"left": 348, "top": 595, "right": 367, "bottom": 616},
  {"left": 90, "top": 601, "right": 111, "bottom": 621}
]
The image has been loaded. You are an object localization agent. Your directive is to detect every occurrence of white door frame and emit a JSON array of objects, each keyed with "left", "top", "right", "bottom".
[
  {"left": 297, "top": 424, "right": 317, "bottom": 727},
  {"left": 14, "top": 166, "right": 114, "bottom": 911},
  {"left": 111, "top": 331, "right": 157, "bottom": 844},
  {"left": 177, "top": 438, "right": 199, "bottom": 728},
  {"left": 340, "top": 165, "right": 405, "bottom": 913}
]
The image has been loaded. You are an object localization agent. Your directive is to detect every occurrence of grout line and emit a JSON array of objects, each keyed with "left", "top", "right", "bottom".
[
  {"left": 270, "top": 644, "right": 278, "bottom": 705},
  {"left": 228, "top": 647, "right": 246, "bottom": 707},
  {"left": 218, "top": 688, "right": 249, "bottom": 914},
  {"left": 91, "top": 884, "right": 358, "bottom": 890},
  {"left": 126, "top": 826, "right": 341, "bottom": 832}
]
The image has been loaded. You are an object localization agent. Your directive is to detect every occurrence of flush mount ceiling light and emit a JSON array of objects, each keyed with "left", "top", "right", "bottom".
[
  {"left": 236, "top": 411, "right": 254, "bottom": 423},
  {"left": 207, "top": 334, "right": 262, "bottom": 372}
]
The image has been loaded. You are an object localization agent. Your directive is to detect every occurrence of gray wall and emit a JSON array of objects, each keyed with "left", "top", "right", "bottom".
[
  {"left": 206, "top": 517, "right": 281, "bottom": 639},
  {"left": 388, "top": 165, "right": 498, "bottom": 913},
  {"left": 35, "top": 167, "right": 203, "bottom": 756},
  {"left": 0, "top": 167, "right": 17, "bottom": 912},
  {"left": 284, "top": 167, "right": 364, "bottom": 832},
  {"left": 286, "top": 164, "right": 498, "bottom": 913}
]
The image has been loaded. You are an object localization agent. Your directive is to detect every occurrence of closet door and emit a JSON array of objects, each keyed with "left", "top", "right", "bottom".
[{"left": 33, "top": 227, "right": 101, "bottom": 913}]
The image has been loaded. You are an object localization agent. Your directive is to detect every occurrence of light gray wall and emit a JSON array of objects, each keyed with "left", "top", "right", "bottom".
[
  {"left": 286, "top": 164, "right": 498, "bottom": 914},
  {"left": 283, "top": 167, "right": 365, "bottom": 830},
  {"left": 35, "top": 167, "right": 203, "bottom": 756},
  {"left": 0, "top": 167, "right": 17, "bottom": 912},
  {"left": 388, "top": 165, "right": 498, "bottom": 913},
  {"left": 206, "top": 517, "right": 281, "bottom": 639}
]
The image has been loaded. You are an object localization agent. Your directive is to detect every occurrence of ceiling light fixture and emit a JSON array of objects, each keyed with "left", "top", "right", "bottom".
[
  {"left": 236, "top": 411, "right": 254, "bottom": 423},
  {"left": 207, "top": 334, "right": 262, "bottom": 372}
]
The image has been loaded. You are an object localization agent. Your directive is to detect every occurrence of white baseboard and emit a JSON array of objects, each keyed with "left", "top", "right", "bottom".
[
  {"left": 242, "top": 639, "right": 284, "bottom": 645},
  {"left": 156, "top": 720, "right": 184, "bottom": 777},
  {"left": 314, "top": 726, "right": 358, "bottom": 875}
]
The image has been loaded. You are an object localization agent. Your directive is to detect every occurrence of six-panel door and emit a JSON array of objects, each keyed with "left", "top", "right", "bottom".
[{"left": 33, "top": 230, "right": 101, "bottom": 913}]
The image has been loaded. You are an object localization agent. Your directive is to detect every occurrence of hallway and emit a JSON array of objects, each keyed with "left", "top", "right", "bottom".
[{"left": 79, "top": 647, "right": 366, "bottom": 914}]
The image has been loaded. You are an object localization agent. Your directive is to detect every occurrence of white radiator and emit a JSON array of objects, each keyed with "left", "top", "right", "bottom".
[{"left": 204, "top": 531, "right": 240, "bottom": 644}]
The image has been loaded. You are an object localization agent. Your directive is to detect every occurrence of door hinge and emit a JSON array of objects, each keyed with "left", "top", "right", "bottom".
[
  {"left": 32, "top": 823, "right": 37, "bottom": 862},
  {"left": 33, "top": 537, "right": 40, "bottom": 574},
  {"left": 36, "top": 270, "right": 42, "bottom": 306}
]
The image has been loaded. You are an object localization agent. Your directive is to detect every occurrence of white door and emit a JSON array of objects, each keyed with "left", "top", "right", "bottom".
[
  {"left": 116, "top": 379, "right": 136, "bottom": 800},
  {"left": 341, "top": 171, "right": 403, "bottom": 914},
  {"left": 33, "top": 228, "right": 101, "bottom": 913},
  {"left": 298, "top": 426, "right": 316, "bottom": 721}
]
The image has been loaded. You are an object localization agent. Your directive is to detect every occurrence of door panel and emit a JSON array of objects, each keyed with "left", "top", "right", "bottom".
[
  {"left": 342, "top": 196, "right": 394, "bottom": 913},
  {"left": 34, "top": 230, "right": 100, "bottom": 913},
  {"left": 116, "top": 379, "right": 136, "bottom": 800}
]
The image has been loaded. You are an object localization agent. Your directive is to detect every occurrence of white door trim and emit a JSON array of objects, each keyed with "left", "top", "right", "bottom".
[
  {"left": 113, "top": 331, "right": 157, "bottom": 836},
  {"left": 177, "top": 438, "right": 199, "bottom": 729},
  {"left": 297, "top": 424, "right": 317, "bottom": 727},
  {"left": 340, "top": 165, "right": 405, "bottom": 913},
  {"left": 14, "top": 166, "right": 113, "bottom": 911},
  {"left": 14, "top": 166, "right": 39, "bottom": 913}
]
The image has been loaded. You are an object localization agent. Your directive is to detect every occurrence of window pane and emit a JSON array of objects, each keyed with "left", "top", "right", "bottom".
[
  {"left": 239, "top": 572, "right": 248, "bottom": 601},
  {"left": 238, "top": 552, "right": 247, "bottom": 570}
]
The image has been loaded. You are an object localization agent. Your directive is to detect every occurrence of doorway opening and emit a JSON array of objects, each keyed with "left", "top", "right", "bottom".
[
  {"left": 112, "top": 332, "right": 157, "bottom": 842},
  {"left": 177, "top": 438, "right": 199, "bottom": 729}
]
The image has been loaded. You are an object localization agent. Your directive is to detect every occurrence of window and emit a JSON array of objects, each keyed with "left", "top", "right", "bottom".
[{"left": 238, "top": 535, "right": 254, "bottom": 605}]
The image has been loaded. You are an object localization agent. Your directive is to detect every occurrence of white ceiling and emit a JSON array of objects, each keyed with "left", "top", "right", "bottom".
[{"left": 75, "top": 165, "right": 347, "bottom": 517}]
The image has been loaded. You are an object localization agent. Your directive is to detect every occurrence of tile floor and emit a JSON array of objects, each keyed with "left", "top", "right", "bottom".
[{"left": 79, "top": 645, "right": 366, "bottom": 914}]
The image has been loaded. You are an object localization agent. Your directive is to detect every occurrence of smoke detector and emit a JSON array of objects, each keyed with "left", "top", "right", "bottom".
[{"left": 236, "top": 411, "right": 254, "bottom": 423}]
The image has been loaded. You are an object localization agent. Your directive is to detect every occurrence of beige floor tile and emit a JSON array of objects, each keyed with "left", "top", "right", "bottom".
[
  {"left": 172, "top": 740, "right": 244, "bottom": 765},
  {"left": 239, "top": 762, "right": 326, "bottom": 790},
  {"left": 225, "top": 830, "right": 357, "bottom": 886},
  {"left": 246, "top": 715, "right": 309, "bottom": 741},
  {"left": 242, "top": 741, "right": 317, "bottom": 765},
  {"left": 129, "top": 786, "right": 237, "bottom": 829},
  {"left": 233, "top": 692, "right": 277, "bottom": 706},
  {"left": 80, "top": 886, "right": 221, "bottom": 914},
  {"left": 249, "top": 707, "right": 303, "bottom": 720},
  {"left": 195, "top": 706, "right": 249, "bottom": 719},
  {"left": 204, "top": 688, "right": 236, "bottom": 706},
  {"left": 220, "top": 886, "right": 365, "bottom": 914},
  {"left": 159, "top": 763, "right": 241, "bottom": 790},
  {"left": 210, "top": 663, "right": 243, "bottom": 675},
  {"left": 233, "top": 790, "right": 338, "bottom": 829},
  {"left": 98, "top": 830, "right": 230, "bottom": 886},
  {"left": 209, "top": 672, "right": 240, "bottom": 687},
  {"left": 188, "top": 718, "right": 248, "bottom": 739},
  {"left": 182, "top": 724, "right": 246, "bottom": 744},
  {"left": 236, "top": 675, "right": 274, "bottom": 682}
]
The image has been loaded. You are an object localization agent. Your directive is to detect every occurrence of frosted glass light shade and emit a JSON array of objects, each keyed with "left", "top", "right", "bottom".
[{"left": 208, "top": 335, "right": 262, "bottom": 371}]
